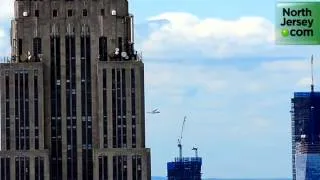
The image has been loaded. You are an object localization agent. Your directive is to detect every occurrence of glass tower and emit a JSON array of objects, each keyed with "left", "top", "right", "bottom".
[{"left": 291, "top": 91, "right": 320, "bottom": 180}]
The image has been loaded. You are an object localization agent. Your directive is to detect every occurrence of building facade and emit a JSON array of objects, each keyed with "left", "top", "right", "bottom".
[
  {"left": 167, "top": 157, "right": 202, "bottom": 180},
  {"left": 0, "top": 0, "right": 151, "bottom": 180},
  {"left": 291, "top": 92, "right": 320, "bottom": 180}
]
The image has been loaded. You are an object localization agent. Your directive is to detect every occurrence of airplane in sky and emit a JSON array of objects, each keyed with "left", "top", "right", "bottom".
[{"left": 147, "top": 108, "right": 160, "bottom": 114}]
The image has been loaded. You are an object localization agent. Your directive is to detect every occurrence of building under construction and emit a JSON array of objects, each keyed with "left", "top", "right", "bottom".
[
  {"left": 291, "top": 56, "right": 320, "bottom": 180},
  {"left": 291, "top": 91, "right": 320, "bottom": 180},
  {"left": 167, "top": 117, "right": 202, "bottom": 180},
  {"left": 167, "top": 157, "right": 202, "bottom": 180}
]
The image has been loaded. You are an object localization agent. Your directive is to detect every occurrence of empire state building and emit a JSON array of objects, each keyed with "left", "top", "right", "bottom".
[{"left": 0, "top": 0, "right": 151, "bottom": 179}]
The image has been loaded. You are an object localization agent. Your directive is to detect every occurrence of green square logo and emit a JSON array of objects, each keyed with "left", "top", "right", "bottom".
[{"left": 276, "top": 2, "right": 320, "bottom": 45}]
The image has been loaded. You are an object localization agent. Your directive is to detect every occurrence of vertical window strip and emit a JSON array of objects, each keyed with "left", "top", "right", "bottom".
[
  {"left": 50, "top": 35, "right": 62, "bottom": 180},
  {"left": 112, "top": 156, "right": 117, "bottom": 180},
  {"left": 131, "top": 69, "right": 136, "bottom": 148},
  {"left": 132, "top": 156, "right": 137, "bottom": 180},
  {"left": 81, "top": 34, "right": 93, "bottom": 180},
  {"left": 121, "top": 69, "right": 127, "bottom": 147},
  {"left": 0, "top": 158, "right": 4, "bottom": 180},
  {"left": 33, "top": 38, "right": 42, "bottom": 61},
  {"left": 103, "top": 69, "right": 107, "bottom": 148},
  {"left": 137, "top": 156, "right": 142, "bottom": 180},
  {"left": 35, "top": 157, "right": 39, "bottom": 180},
  {"left": 112, "top": 69, "right": 116, "bottom": 148},
  {"left": 19, "top": 72, "right": 24, "bottom": 150},
  {"left": 34, "top": 74, "right": 39, "bottom": 149},
  {"left": 15, "top": 73, "right": 19, "bottom": 150},
  {"left": 98, "top": 156, "right": 108, "bottom": 180},
  {"left": 99, "top": 37, "right": 108, "bottom": 61},
  {"left": 25, "top": 73, "right": 30, "bottom": 150},
  {"left": 116, "top": 70, "right": 121, "bottom": 148},
  {"left": 6, "top": 158, "right": 10, "bottom": 180},
  {"left": 5, "top": 75, "right": 10, "bottom": 150},
  {"left": 103, "top": 156, "right": 108, "bottom": 180},
  {"left": 66, "top": 35, "right": 77, "bottom": 180},
  {"left": 98, "top": 156, "right": 103, "bottom": 180}
]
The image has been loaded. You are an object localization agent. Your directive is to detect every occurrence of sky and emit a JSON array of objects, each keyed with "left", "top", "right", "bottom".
[{"left": 1, "top": 0, "right": 320, "bottom": 178}]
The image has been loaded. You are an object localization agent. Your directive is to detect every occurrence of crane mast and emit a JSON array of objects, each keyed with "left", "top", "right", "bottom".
[{"left": 178, "top": 116, "right": 187, "bottom": 159}]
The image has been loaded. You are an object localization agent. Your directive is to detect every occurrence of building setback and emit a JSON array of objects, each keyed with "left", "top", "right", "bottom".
[{"left": 0, "top": 0, "right": 151, "bottom": 180}]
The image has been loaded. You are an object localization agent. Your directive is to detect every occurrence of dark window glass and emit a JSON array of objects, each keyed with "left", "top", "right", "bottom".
[
  {"left": 113, "top": 157, "right": 117, "bottom": 180},
  {"left": 99, "top": 37, "right": 108, "bottom": 61},
  {"left": 117, "top": 156, "right": 122, "bottom": 179},
  {"left": 26, "top": 157, "right": 30, "bottom": 180},
  {"left": 103, "top": 156, "right": 108, "bottom": 180},
  {"left": 15, "top": 73, "right": 19, "bottom": 150},
  {"left": 6, "top": 158, "right": 10, "bottom": 180},
  {"left": 18, "top": 39, "right": 22, "bottom": 57},
  {"left": 81, "top": 34, "right": 93, "bottom": 180},
  {"left": 50, "top": 36, "right": 62, "bottom": 180},
  {"left": 98, "top": 157, "right": 102, "bottom": 180},
  {"left": 5, "top": 75, "right": 10, "bottom": 150},
  {"left": 103, "top": 69, "right": 108, "bottom": 147},
  {"left": 1, "top": 158, "right": 4, "bottom": 180},
  {"left": 25, "top": 73, "right": 30, "bottom": 150},
  {"left": 137, "top": 156, "right": 142, "bottom": 180},
  {"left": 132, "top": 156, "right": 137, "bottom": 180},
  {"left": 66, "top": 35, "right": 77, "bottom": 180},
  {"left": 35, "top": 10, "right": 39, "bottom": 17},
  {"left": 68, "top": 9, "right": 73, "bottom": 17},
  {"left": 100, "top": 9, "right": 105, "bottom": 16},
  {"left": 112, "top": 69, "right": 117, "bottom": 148},
  {"left": 19, "top": 73, "right": 24, "bottom": 150},
  {"left": 40, "top": 157, "right": 44, "bottom": 180},
  {"left": 15, "top": 158, "right": 19, "bottom": 180},
  {"left": 33, "top": 38, "right": 42, "bottom": 61},
  {"left": 83, "top": 9, "right": 87, "bottom": 16},
  {"left": 118, "top": 37, "right": 122, "bottom": 54},
  {"left": 53, "top": 10, "right": 57, "bottom": 17},
  {"left": 35, "top": 157, "right": 39, "bottom": 180}
]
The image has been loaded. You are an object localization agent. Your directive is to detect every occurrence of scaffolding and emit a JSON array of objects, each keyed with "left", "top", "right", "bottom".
[{"left": 167, "top": 157, "right": 202, "bottom": 180}]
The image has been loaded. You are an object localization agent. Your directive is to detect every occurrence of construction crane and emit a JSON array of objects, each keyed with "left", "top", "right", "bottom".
[
  {"left": 192, "top": 147, "right": 198, "bottom": 158},
  {"left": 178, "top": 116, "right": 187, "bottom": 159}
]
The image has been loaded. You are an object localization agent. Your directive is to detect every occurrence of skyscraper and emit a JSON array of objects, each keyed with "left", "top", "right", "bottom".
[
  {"left": 291, "top": 90, "right": 320, "bottom": 180},
  {"left": 0, "top": 0, "right": 151, "bottom": 179}
]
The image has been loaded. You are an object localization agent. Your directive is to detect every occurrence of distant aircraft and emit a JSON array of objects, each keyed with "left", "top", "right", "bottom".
[{"left": 147, "top": 108, "right": 160, "bottom": 114}]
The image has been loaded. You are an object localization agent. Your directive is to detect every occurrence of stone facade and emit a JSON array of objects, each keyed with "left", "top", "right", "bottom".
[{"left": 0, "top": 0, "right": 151, "bottom": 179}]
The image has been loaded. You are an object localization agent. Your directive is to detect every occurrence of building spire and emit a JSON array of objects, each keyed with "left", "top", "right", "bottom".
[{"left": 311, "top": 55, "right": 314, "bottom": 92}]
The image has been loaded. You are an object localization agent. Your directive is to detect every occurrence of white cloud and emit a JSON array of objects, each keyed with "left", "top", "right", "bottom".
[
  {"left": 261, "top": 59, "right": 310, "bottom": 72},
  {"left": 140, "top": 12, "right": 275, "bottom": 58}
]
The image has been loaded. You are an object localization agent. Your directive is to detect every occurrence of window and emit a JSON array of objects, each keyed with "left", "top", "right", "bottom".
[
  {"left": 35, "top": 10, "right": 39, "bottom": 17},
  {"left": 99, "top": 37, "right": 108, "bottom": 61},
  {"left": 33, "top": 38, "right": 42, "bottom": 61},
  {"left": 68, "top": 9, "right": 73, "bottom": 17},
  {"left": 100, "top": 9, "right": 105, "bottom": 16},
  {"left": 53, "top": 9, "right": 57, "bottom": 17},
  {"left": 118, "top": 37, "right": 123, "bottom": 53},
  {"left": 50, "top": 36, "right": 62, "bottom": 180},
  {"left": 18, "top": 39, "right": 22, "bottom": 56},
  {"left": 83, "top": 9, "right": 87, "bottom": 16}
]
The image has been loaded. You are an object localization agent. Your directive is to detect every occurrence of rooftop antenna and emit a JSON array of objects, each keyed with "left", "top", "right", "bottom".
[
  {"left": 178, "top": 116, "right": 187, "bottom": 160},
  {"left": 311, "top": 54, "right": 314, "bottom": 92}
]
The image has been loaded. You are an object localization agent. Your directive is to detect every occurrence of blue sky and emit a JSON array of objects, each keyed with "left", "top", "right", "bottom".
[{"left": 0, "top": 0, "right": 320, "bottom": 178}]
